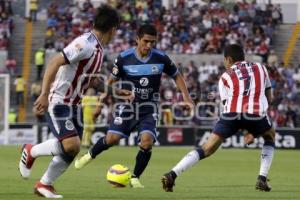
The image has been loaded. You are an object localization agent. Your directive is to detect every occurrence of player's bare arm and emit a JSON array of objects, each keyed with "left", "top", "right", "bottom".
[
  {"left": 265, "top": 88, "right": 273, "bottom": 105},
  {"left": 34, "top": 53, "right": 66, "bottom": 114},
  {"left": 91, "top": 76, "right": 134, "bottom": 119}
]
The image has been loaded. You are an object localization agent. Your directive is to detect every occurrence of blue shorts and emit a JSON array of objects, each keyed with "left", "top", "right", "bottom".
[
  {"left": 108, "top": 103, "right": 158, "bottom": 141},
  {"left": 212, "top": 113, "right": 272, "bottom": 139},
  {"left": 45, "top": 104, "right": 83, "bottom": 141}
]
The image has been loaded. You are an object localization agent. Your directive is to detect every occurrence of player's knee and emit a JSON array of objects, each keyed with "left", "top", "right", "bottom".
[
  {"left": 61, "top": 137, "right": 81, "bottom": 157},
  {"left": 140, "top": 133, "right": 154, "bottom": 149},
  {"left": 105, "top": 134, "right": 121, "bottom": 146},
  {"left": 140, "top": 141, "right": 153, "bottom": 150},
  {"left": 262, "top": 127, "right": 275, "bottom": 142}
]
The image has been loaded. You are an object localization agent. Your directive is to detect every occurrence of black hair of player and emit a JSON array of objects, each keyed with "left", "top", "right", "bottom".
[
  {"left": 93, "top": 5, "right": 120, "bottom": 33},
  {"left": 224, "top": 44, "right": 245, "bottom": 63},
  {"left": 137, "top": 24, "right": 157, "bottom": 38}
]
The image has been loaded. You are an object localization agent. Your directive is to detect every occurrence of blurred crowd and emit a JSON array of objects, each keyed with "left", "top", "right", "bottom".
[
  {"left": 1, "top": 0, "right": 299, "bottom": 128},
  {"left": 44, "top": 0, "right": 282, "bottom": 63},
  {"left": 0, "top": 0, "right": 15, "bottom": 75},
  {"left": 40, "top": 0, "right": 298, "bottom": 128}
]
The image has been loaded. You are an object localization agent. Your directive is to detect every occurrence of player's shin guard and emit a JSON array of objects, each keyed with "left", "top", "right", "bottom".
[
  {"left": 89, "top": 137, "right": 112, "bottom": 158},
  {"left": 172, "top": 147, "right": 205, "bottom": 177},
  {"left": 259, "top": 141, "right": 275, "bottom": 178},
  {"left": 133, "top": 147, "right": 152, "bottom": 178}
]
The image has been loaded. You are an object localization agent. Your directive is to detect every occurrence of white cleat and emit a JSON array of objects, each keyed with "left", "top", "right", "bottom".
[
  {"left": 19, "top": 144, "right": 36, "bottom": 179},
  {"left": 34, "top": 181, "right": 63, "bottom": 198}
]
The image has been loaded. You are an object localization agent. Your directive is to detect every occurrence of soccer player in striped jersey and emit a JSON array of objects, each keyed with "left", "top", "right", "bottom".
[
  {"left": 18, "top": 5, "right": 132, "bottom": 198},
  {"left": 162, "top": 44, "right": 276, "bottom": 192}
]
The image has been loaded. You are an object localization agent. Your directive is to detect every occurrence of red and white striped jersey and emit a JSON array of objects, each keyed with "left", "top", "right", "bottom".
[
  {"left": 49, "top": 31, "right": 104, "bottom": 105},
  {"left": 218, "top": 61, "right": 271, "bottom": 116}
]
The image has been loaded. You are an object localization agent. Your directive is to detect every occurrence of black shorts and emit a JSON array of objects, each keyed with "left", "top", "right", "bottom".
[
  {"left": 45, "top": 104, "right": 83, "bottom": 141},
  {"left": 108, "top": 103, "right": 158, "bottom": 142},
  {"left": 212, "top": 113, "right": 272, "bottom": 139}
]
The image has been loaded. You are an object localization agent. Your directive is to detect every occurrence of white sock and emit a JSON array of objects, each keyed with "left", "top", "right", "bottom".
[
  {"left": 40, "top": 155, "right": 70, "bottom": 185},
  {"left": 172, "top": 150, "right": 200, "bottom": 176},
  {"left": 259, "top": 145, "right": 274, "bottom": 177},
  {"left": 31, "top": 139, "right": 63, "bottom": 158}
]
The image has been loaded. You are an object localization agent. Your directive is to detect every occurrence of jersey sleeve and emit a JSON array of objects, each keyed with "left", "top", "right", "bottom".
[
  {"left": 262, "top": 65, "right": 272, "bottom": 89},
  {"left": 62, "top": 36, "right": 93, "bottom": 64},
  {"left": 111, "top": 55, "right": 124, "bottom": 79},
  {"left": 218, "top": 75, "right": 230, "bottom": 101},
  {"left": 162, "top": 55, "right": 179, "bottom": 77}
]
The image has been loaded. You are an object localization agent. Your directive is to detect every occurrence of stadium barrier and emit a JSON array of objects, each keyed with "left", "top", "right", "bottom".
[{"left": 2, "top": 124, "right": 299, "bottom": 149}]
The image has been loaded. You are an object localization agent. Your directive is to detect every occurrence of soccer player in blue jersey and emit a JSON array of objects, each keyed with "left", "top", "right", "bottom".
[{"left": 75, "top": 24, "right": 194, "bottom": 188}]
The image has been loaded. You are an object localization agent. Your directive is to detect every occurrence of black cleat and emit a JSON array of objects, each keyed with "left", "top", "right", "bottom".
[
  {"left": 161, "top": 172, "right": 175, "bottom": 192},
  {"left": 256, "top": 177, "right": 271, "bottom": 192}
]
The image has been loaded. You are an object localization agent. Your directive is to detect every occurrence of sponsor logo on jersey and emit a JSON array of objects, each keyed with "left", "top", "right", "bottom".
[
  {"left": 65, "top": 120, "right": 75, "bottom": 131},
  {"left": 140, "top": 77, "right": 149, "bottom": 86}
]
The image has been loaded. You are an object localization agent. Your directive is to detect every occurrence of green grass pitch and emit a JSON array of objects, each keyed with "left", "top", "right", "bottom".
[{"left": 0, "top": 146, "right": 299, "bottom": 200}]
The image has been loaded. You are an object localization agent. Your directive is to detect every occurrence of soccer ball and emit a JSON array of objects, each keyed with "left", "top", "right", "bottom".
[{"left": 106, "top": 164, "right": 131, "bottom": 187}]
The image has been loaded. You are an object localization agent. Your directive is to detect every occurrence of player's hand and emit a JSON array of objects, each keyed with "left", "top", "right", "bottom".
[
  {"left": 34, "top": 93, "right": 49, "bottom": 115},
  {"left": 244, "top": 133, "right": 255, "bottom": 145},
  {"left": 114, "top": 89, "right": 135, "bottom": 101},
  {"left": 183, "top": 97, "right": 195, "bottom": 116}
]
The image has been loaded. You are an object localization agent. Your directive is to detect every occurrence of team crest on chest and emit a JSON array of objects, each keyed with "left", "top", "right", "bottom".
[
  {"left": 152, "top": 65, "right": 159, "bottom": 74},
  {"left": 65, "top": 120, "right": 75, "bottom": 131}
]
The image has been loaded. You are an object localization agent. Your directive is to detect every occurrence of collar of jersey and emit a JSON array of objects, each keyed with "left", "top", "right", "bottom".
[
  {"left": 91, "top": 31, "right": 104, "bottom": 50},
  {"left": 134, "top": 47, "right": 153, "bottom": 63}
]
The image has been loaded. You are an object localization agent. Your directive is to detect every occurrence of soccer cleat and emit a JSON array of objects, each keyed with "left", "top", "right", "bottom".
[
  {"left": 74, "top": 152, "right": 92, "bottom": 170},
  {"left": 256, "top": 177, "right": 272, "bottom": 192},
  {"left": 19, "top": 144, "right": 36, "bottom": 178},
  {"left": 130, "top": 177, "right": 144, "bottom": 188},
  {"left": 161, "top": 173, "right": 175, "bottom": 192},
  {"left": 34, "top": 181, "right": 63, "bottom": 198}
]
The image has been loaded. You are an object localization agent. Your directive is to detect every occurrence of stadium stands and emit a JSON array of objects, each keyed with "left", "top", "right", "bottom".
[{"left": 3, "top": 0, "right": 298, "bottom": 127}]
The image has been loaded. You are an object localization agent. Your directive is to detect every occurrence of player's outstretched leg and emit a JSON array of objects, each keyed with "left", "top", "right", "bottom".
[
  {"left": 162, "top": 133, "right": 222, "bottom": 192},
  {"left": 19, "top": 144, "right": 36, "bottom": 178},
  {"left": 255, "top": 127, "right": 275, "bottom": 192}
]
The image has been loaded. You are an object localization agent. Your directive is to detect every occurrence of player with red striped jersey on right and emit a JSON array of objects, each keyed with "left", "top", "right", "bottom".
[{"left": 162, "top": 44, "right": 276, "bottom": 192}]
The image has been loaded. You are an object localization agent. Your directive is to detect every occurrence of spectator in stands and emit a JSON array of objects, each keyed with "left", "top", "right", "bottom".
[
  {"left": 267, "top": 49, "right": 278, "bottom": 67},
  {"left": 34, "top": 48, "right": 45, "bottom": 80},
  {"left": 8, "top": 108, "right": 17, "bottom": 123},
  {"left": 5, "top": 58, "right": 16, "bottom": 76},
  {"left": 14, "top": 75, "right": 25, "bottom": 105},
  {"left": 29, "top": 0, "right": 38, "bottom": 22}
]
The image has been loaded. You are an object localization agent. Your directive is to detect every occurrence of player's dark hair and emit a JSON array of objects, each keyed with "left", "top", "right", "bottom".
[
  {"left": 137, "top": 24, "right": 157, "bottom": 38},
  {"left": 93, "top": 5, "right": 120, "bottom": 33},
  {"left": 224, "top": 44, "right": 245, "bottom": 62}
]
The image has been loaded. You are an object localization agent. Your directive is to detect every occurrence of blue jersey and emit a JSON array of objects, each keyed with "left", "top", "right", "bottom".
[{"left": 111, "top": 47, "right": 178, "bottom": 103}]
